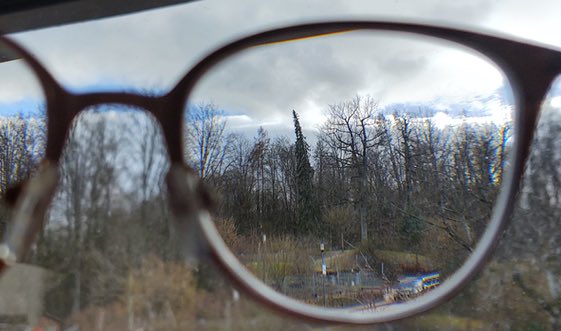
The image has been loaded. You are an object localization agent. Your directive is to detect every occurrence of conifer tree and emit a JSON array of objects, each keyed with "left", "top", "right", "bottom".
[{"left": 292, "top": 110, "right": 318, "bottom": 235}]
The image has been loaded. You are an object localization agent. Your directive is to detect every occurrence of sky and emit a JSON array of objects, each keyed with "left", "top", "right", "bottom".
[{"left": 2, "top": 0, "right": 561, "bottom": 138}]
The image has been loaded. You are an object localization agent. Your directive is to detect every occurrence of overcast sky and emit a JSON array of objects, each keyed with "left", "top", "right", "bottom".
[{"left": 2, "top": 0, "right": 561, "bottom": 137}]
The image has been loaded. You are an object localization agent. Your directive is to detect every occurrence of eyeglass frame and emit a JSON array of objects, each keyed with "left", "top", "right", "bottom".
[{"left": 0, "top": 20, "right": 559, "bottom": 324}]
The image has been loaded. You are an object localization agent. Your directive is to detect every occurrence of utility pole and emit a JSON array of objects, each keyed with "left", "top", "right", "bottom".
[{"left": 321, "top": 241, "right": 326, "bottom": 306}]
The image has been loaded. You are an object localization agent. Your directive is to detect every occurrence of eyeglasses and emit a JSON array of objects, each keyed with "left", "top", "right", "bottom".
[{"left": 0, "top": 20, "right": 559, "bottom": 325}]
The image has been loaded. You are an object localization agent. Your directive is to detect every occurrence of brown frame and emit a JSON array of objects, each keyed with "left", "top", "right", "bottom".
[{"left": 2, "top": 20, "right": 561, "bottom": 324}]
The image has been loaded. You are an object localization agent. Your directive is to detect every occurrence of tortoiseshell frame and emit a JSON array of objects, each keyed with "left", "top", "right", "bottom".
[{"left": 1, "top": 21, "right": 561, "bottom": 325}]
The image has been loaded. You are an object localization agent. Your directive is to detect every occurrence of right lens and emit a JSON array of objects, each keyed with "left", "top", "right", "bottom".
[{"left": 188, "top": 29, "right": 515, "bottom": 309}]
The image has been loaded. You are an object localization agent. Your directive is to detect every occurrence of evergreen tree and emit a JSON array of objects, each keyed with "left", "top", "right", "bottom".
[{"left": 292, "top": 110, "right": 318, "bottom": 235}]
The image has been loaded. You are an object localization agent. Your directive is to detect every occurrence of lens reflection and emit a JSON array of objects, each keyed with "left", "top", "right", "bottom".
[{"left": 189, "top": 31, "right": 514, "bottom": 308}]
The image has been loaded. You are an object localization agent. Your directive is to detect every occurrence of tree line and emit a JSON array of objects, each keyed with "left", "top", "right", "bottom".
[
  {"left": 0, "top": 95, "right": 515, "bottom": 318},
  {"left": 205, "top": 96, "right": 509, "bottom": 258}
]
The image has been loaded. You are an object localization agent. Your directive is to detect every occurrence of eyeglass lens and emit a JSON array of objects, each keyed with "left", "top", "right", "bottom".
[{"left": 0, "top": 29, "right": 518, "bottom": 326}]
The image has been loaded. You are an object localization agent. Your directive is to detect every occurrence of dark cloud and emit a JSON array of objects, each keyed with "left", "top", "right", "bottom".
[
  {"left": 3, "top": 0, "right": 559, "bottom": 132},
  {"left": 189, "top": 29, "right": 505, "bottom": 133}
]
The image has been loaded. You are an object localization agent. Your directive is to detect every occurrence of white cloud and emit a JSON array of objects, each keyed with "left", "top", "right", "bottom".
[
  {"left": 225, "top": 114, "right": 253, "bottom": 129},
  {"left": 550, "top": 96, "right": 561, "bottom": 108},
  {"left": 0, "top": 59, "right": 43, "bottom": 103},
  {"left": 432, "top": 111, "right": 453, "bottom": 129}
]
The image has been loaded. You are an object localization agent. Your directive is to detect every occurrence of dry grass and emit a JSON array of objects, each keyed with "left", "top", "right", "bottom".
[
  {"left": 70, "top": 256, "right": 202, "bottom": 330},
  {"left": 246, "top": 235, "right": 315, "bottom": 289},
  {"left": 400, "top": 313, "right": 490, "bottom": 331}
]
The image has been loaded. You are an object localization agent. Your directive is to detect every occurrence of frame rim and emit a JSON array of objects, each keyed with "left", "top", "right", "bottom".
[
  {"left": 2, "top": 19, "right": 560, "bottom": 324},
  {"left": 176, "top": 20, "right": 560, "bottom": 324}
]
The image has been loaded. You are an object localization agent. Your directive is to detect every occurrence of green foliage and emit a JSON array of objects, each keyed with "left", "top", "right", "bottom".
[
  {"left": 360, "top": 241, "right": 434, "bottom": 280},
  {"left": 399, "top": 206, "right": 425, "bottom": 248}
]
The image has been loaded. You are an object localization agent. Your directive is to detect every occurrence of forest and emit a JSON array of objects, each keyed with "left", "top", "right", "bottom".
[{"left": 1, "top": 94, "right": 560, "bottom": 330}]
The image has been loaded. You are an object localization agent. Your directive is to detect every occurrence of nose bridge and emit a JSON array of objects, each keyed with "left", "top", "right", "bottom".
[
  {"left": 511, "top": 49, "right": 561, "bottom": 103},
  {"left": 77, "top": 91, "right": 157, "bottom": 111},
  {"left": 76, "top": 90, "right": 186, "bottom": 164},
  {"left": 477, "top": 39, "right": 561, "bottom": 105},
  {"left": 45, "top": 90, "right": 167, "bottom": 162},
  {"left": 499, "top": 42, "right": 561, "bottom": 132}
]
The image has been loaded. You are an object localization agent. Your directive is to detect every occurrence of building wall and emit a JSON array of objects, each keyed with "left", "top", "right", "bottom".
[{"left": 0, "top": 264, "right": 48, "bottom": 326}]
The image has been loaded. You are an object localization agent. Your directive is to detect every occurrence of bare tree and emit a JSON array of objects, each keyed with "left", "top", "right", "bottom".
[
  {"left": 53, "top": 112, "right": 119, "bottom": 314},
  {"left": 186, "top": 103, "right": 231, "bottom": 181},
  {"left": 219, "top": 133, "right": 257, "bottom": 234},
  {"left": 129, "top": 113, "right": 168, "bottom": 217},
  {"left": 320, "top": 95, "right": 384, "bottom": 243}
]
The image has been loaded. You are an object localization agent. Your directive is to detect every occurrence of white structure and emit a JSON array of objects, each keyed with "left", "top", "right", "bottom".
[{"left": 0, "top": 264, "right": 51, "bottom": 326}]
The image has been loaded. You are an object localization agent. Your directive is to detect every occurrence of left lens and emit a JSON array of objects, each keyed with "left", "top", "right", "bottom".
[
  {"left": 43, "top": 107, "right": 191, "bottom": 329},
  {"left": 187, "top": 28, "right": 515, "bottom": 312}
]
